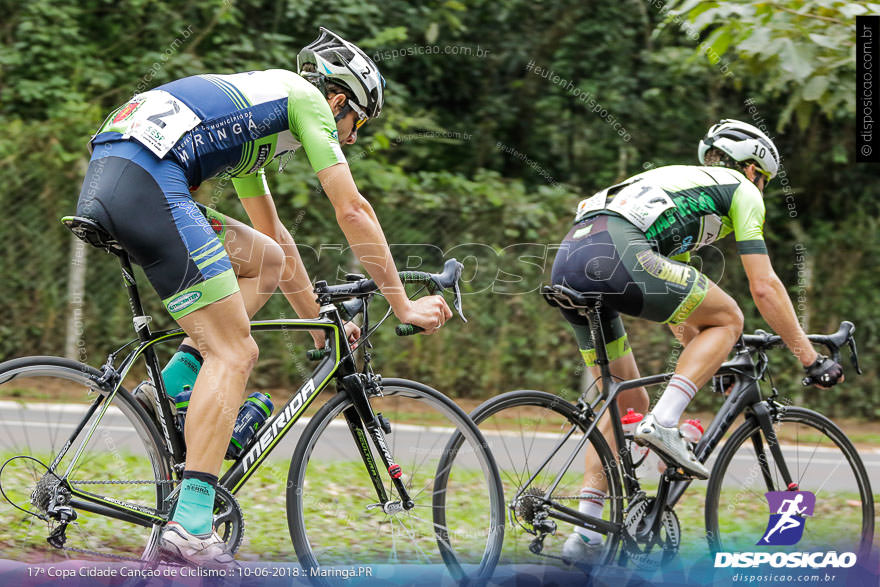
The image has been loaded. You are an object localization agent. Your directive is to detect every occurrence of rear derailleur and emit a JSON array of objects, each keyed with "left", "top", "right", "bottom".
[{"left": 32, "top": 473, "right": 77, "bottom": 548}]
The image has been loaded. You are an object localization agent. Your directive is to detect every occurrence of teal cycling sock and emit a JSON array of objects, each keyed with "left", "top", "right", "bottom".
[
  {"left": 170, "top": 472, "right": 217, "bottom": 536},
  {"left": 162, "top": 345, "right": 203, "bottom": 399}
]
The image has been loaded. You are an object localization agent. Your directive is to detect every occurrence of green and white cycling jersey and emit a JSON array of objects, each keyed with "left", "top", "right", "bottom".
[
  {"left": 91, "top": 69, "right": 346, "bottom": 195},
  {"left": 574, "top": 165, "right": 767, "bottom": 258}
]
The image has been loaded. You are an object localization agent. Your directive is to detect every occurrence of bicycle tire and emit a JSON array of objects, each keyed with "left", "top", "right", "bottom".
[
  {"left": 286, "top": 378, "right": 504, "bottom": 583},
  {"left": 704, "top": 405, "right": 874, "bottom": 558},
  {"left": 463, "top": 389, "right": 624, "bottom": 566},
  {"left": 0, "top": 356, "right": 173, "bottom": 561}
]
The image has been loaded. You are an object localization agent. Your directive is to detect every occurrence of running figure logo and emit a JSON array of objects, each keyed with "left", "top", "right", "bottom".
[{"left": 759, "top": 491, "right": 816, "bottom": 546}]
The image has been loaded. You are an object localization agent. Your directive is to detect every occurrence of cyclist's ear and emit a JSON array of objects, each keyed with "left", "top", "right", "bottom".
[{"left": 327, "top": 93, "right": 347, "bottom": 115}]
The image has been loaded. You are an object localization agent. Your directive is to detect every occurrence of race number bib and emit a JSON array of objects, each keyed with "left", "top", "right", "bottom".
[
  {"left": 122, "top": 90, "right": 201, "bottom": 158},
  {"left": 606, "top": 181, "right": 675, "bottom": 231},
  {"left": 695, "top": 214, "right": 723, "bottom": 249},
  {"left": 574, "top": 190, "right": 609, "bottom": 222}
]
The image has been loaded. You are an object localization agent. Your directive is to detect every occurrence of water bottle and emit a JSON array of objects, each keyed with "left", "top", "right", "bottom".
[
  {"left": 657, "top": 418, "right": 704, "bottom": 473},
  {"left": 680, "top": 418, "right": 704, "bottom": 444},
  {"left": 621, "top": 409, "right": 649, "bottom": 465},
  {"left": 174, "top": 386, "right": 193, "bottom": 433},
  {"left": 225, "top": 392, "right": 274, "bottom": 460},
  {"left": 173, "top": 389, "right": 274, "bottom": 460}
]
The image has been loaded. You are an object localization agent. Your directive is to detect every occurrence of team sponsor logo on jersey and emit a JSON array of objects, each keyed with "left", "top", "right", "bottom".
[
  {"left": 168, "top": 291, "right": 202, "bottom": 313},
  {"left": 635, "top": 249, "right": 690, "bottom": 287},
  {"left": 112, "top": 100, "right": 143, "bottom": 124},
  {"left": 209, "top": 217, "right": 223, "bottom": 235},
  {"left": 245, "top": 143, "right": 272, "bottom": 174}
]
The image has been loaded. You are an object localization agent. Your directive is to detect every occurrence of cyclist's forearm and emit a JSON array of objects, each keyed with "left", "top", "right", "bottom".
[
  {"left": 273, "top": 223, "right": 320, "bottom": 318},
  {"left": 752, "top": 277, "right": 817, "bottom": 367},
  {"left": 336, "top": 199, "right": 409, "bottom": 316}
]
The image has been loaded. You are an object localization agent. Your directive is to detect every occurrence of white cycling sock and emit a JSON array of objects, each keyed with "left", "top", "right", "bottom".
[
  {"left": 574, "top": 487, "right": 606, "bottom": 543},
  {"left": 652, "top": 374, "right": 698, "bottom": 427}
]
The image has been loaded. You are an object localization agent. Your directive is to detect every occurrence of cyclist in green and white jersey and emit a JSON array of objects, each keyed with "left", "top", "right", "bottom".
[
  {"left": 76, "top": 28, "right": 452, "bottom": 566},
  {"left": 549, "top": 120, "right": 844, "bottom": 561}
]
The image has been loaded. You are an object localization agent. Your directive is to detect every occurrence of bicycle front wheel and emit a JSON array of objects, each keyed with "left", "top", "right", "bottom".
[
  {"left": 287, "top": 378, "right": 504, "bottom": 582},
  {"left": 705, "top": 405, "right": 874, "bottom": 557},
  {"left": 0, "top": 356, "right": 173, "bottom": 562}
]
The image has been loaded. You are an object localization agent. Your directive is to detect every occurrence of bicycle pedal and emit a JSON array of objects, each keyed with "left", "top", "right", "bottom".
[{"left": 666, "top": 467, "right": 694, "bottom": 481}]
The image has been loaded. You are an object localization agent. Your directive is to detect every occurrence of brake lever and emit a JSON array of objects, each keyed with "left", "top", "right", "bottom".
[
  {"left": 848, "top": 337, "right": 863, "bottom": 375},
  {"left": 452, "top": 278, "right": 467, "bottom": 323}
]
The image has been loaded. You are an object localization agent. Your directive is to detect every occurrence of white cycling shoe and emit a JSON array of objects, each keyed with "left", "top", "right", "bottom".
[
  {"left": 158, "top": 522, "right": 237, "bottom": 568},
  {"left": 634, "top": 414, "right": 709, "bottom": 479},
  {"left": 562, "top": 532, "right": 604, "bottom": 564}
]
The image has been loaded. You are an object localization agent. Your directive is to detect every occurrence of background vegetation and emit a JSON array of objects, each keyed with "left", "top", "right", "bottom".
[{"left": 1, "top": 0, "right": 877, "bottom": 417}]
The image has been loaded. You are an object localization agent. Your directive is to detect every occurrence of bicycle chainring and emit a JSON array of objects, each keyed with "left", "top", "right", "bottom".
[
  {"left": 622, "top": 497, "right": 680, "bottom": 570},
  {"left": 213, "top": 484, "right": 244, "bottom": 554}
]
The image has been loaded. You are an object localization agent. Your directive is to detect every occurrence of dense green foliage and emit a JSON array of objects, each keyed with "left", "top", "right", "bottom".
[{"left": 1, "top": 0, "right": 877, "bottom": 417}]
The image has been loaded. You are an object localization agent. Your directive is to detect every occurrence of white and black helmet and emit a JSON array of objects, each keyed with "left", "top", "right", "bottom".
[
  {"left": 297, "top": 27, "right": 385, "bottom": 119},
  {"left": 698, "top": 119, "right": 780, "bottom": 180}
]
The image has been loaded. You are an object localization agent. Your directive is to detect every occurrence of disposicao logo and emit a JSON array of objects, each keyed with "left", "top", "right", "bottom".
[
  {"left": 760, "top": 490, "right": 815, "bottom": 546},
  {"left": 714, "top": 491, "right": 857, "bottom": 569}
]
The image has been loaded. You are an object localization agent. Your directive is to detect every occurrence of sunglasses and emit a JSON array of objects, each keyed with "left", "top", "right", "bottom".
[{"left": 348, "top": 101, "right": 369, "bottom": 130}]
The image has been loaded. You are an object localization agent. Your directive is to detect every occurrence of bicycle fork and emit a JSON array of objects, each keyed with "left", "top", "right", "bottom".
[{"left": 341, "top": 374, "right": 414, "bottom": 512}]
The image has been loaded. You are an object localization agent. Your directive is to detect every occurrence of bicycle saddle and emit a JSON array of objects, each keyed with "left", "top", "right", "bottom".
[
  {"left": 61, "top": 216, "right": 124, "bottom": 255},
  {"left": 541, "top": 284, "right": 603, "bottom": 310}
]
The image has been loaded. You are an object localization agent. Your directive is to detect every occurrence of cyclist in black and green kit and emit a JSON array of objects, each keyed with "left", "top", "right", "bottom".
[
  {"left": 75, "top": 28, "right": 451, "bottom": 566},
  {"left": 550, "top": 119, "right": 845, "bottom": 561}
]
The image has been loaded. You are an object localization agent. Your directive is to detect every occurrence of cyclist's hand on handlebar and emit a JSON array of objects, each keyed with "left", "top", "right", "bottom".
[
  {"left": 804, "top": 354, "right": 845, "bottom": 388},
  {"left": 397, "top": 295, "right": 452, "bottom": 334},
  {"left": 311, "top": 321, "right": 361, "bottom": 350},
  {"left": 343, "top": 321, "right": 361, "bottom": 348}
]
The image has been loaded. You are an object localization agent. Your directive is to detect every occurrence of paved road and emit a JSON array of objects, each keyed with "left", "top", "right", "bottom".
[{"left": 1, "top": 401, "right": 878, "bottom": 493}]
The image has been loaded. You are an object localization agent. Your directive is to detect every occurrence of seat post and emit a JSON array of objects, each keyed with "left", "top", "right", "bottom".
[
  {"left": 118, "top": 252, "right": 152, "bottom": 342},
  {"left": 586, "top": 299, "right": 613, "bottom": 383}
]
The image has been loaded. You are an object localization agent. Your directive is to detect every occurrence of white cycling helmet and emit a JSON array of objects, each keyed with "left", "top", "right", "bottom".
[
  {"left": 698, "top": 119, "right": 780, "bottom": 180},
  {"left": 297, "top": 27, "right": 385, "bottom": 119}
]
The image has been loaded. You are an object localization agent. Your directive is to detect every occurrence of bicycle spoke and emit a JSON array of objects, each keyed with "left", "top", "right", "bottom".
[{"left": 291, "top": 382, "right": 501, "bottom": 576}]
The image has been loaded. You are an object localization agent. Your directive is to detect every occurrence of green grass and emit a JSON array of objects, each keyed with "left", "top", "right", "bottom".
[
  {"left": 0, "top": 452, "right": 498, "bottom": 564},
  {"left": 2, "top": 448, "right": 873, "bottom": 565}
]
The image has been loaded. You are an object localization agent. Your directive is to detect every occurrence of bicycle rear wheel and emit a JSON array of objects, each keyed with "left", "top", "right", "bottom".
[
  {"left": 0, "top": 356, "right": 173, "bottom": 562},
  {"left": 464, "top": 390, "right": 623, "bottom": 566},
  {"left": 705, "top": 405, "right": 874, "bottom": 557},
  {"left": 287, "top": 378, "right": 504, "bottom": 583}
]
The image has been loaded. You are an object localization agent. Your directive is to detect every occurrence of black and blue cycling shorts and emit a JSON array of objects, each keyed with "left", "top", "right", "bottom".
[{"left": 77, "top": 140, "right": 237, "bottom": 320}]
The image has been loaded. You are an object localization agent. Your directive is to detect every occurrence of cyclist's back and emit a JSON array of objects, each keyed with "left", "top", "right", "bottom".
[
  {"left": 552, "top": 120, "right": 844, "bottom": 561},
  {"left": 91, "top": 69, "right": 344, "bottom": 188}
]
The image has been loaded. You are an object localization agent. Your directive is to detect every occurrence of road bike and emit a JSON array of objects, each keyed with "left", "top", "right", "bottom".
[
  {"left": 0, "top": 216, "right": 504, "bottom": 582},
  {"left": 438, "top": 284, "right": 873, "bottom": 569}
]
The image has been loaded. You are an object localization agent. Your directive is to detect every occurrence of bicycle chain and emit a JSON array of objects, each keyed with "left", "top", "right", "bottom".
[
  {"left": 59, "top": 544, "right": 185, "bottom": 566},
  {"left": 553, "top": 494, "right": 629, "bottom": 502},
  {"left": 56, "top": 479, "right": 179, "bottom": 563},
  {"left": 58, "top": 479, "right": 243, "bottom": 565},
  {"left": 69, "top": 479, "right": 178, "bottom": 485}
]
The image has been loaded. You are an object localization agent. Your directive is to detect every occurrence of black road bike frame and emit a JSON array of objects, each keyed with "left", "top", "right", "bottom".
[
  {"left": 51, "top": 251, "right": 416, "bottom": 530},
  {"left": 517, "top": 291, "right": 863, "bottom": 552}
]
